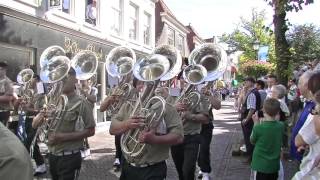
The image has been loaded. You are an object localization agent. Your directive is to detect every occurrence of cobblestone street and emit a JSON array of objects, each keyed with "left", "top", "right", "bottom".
[{"left": 36, "top": 100, "right": 298, "bottom": 180}]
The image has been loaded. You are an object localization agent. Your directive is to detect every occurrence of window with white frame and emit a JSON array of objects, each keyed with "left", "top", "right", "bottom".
[
  {"left": 177, "top": 34, "right": 184, "bottom": 53},
  {"left": 143, "top": 12, "right": 151, "bottom": 45},
  {"left": 110, "top": 0, "right": 123, "bottom": 35},
  {"left": 48, "top": 0, "right": 71, "bottom": 14},
  {"left": 167, "top": 28, "right": 175, "bottom": 46},
  {"left": 85, "top": 0, "right": 97, "bottom": 26},
  {"left": 128, "top": 3, "right": 139, "bottom": 40}
]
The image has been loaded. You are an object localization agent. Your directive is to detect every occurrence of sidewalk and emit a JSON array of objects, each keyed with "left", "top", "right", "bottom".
[{"left": 37, "top": 100, "right": 298, "bottom": 180}]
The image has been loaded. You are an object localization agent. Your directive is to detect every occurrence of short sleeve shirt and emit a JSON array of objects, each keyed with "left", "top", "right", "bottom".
[
  {"left": 0, "top": 123, "right": 33, "bottom": 180},
  {"left": 183, "top": 93, "right": 210, "bottom": 135},
  {"left": 0, "top": 77, "right": 13, "bottom": 110},
  {"left": 250, "top": 121, "right": 284, "bottom": 173},
  {"left": 112, "top": 101, "right": 183, "bottom": 165},
  {"left": 48, "top": 94, "right": 96, "bottom": 154},
  {"left": 293, "top": 114, "right": 320, "bottom": 179}
]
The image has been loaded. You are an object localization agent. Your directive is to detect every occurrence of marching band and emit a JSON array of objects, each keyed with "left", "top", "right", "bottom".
[{"left": 0, "top": 43, "right": 226, "bottom": 180}]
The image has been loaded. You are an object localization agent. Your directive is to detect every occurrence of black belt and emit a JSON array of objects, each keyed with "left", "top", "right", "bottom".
[
  {"left": 51, "top": 150, "right": 80, "bottom": 156},
  {"left": 129, "top": 161, "right": 165, "bottom": 168}
]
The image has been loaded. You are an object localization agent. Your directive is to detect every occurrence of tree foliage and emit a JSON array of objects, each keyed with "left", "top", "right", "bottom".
[
  {"left": 220, "top": 9, "right": 275, "bottom": 63},
  {"left": 265, "top": 0, "right": 314, "bottom": 84},
  {"left": 287, "top": 24, "right": 320, "bottom": 66},
  {"left": 240, "top": 61, "right": 275, "bottom": 79}
]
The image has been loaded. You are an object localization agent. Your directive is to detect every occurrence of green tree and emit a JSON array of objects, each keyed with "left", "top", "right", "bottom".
[
  {"left": 287, "top": 24, "right": 320, "bottom": 67},
  {"left": 265, "top": 0, "right": 314, "bottom": 84},
  {"left": 220, "top": 9, "right": 275, "bottom": 63}
]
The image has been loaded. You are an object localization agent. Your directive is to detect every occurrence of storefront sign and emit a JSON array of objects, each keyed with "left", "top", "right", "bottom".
[{"left": 64, "top": 37, "right": 104, "bottom": 61}]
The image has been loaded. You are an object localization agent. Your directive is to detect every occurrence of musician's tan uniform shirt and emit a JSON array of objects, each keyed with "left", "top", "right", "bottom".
[
  {"left": 112, "top": 101, "right": 183, "bottom": 165},
  {"left": 48, "top": 94, "right": 96, "bottom": 154},
  {"left": 0, "top": 123, "right": 33, "bottom": 180},
  {"left": 0, "top": 77, "right": 13, "bottom": 111},
  {"left": 183, "top": 93, "right": 211, "bottom": 135}
]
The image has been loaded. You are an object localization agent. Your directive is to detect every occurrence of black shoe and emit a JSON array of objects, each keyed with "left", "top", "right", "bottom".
[
  {"left": 113, "top": 164, "right": 121, "bottom": 172},
  {"left": 232, "top": 149, "right": 241, "bottom": 156},
  {"left": 242, "top": 157, "right": 252, "bottom": 164},
  {"left": 198, "top": 173, "right": 203, "bottom": 179}
]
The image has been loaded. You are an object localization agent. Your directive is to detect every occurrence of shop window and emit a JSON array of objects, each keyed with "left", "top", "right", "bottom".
[{"left": 85, "top": 0, "right": 97, "bottom": 26}]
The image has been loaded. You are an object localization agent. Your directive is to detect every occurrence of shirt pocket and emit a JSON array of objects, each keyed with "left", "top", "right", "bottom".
[{"left": 59, "top": 111, "right": 78, "bottom": 132}]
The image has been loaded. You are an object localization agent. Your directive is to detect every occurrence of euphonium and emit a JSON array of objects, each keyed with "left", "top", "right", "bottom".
[
  {"left": 175, "top": 64, "right": 207, "bottom": 112},
  {"left": 175, "top": 43, "right": 228, "bottom": 111},
  {"left": 16, "top": 68, "right": 34, "bottom": 104},
  {"left": 105, "top": 83, "right": 133, "bottom": 117},
  {"left": 121, "top": 45, "right": 181, "bottom": 159},
  {"left": 104, "top": 46, "right": 136, "bottom": 116},
  {"left": 31, "top": 46, "right": 71, "bottom": 153}
]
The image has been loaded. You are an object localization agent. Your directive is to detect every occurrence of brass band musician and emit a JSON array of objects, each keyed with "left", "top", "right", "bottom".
[
  {"left": 109, "top": 83, "right": 184, "bottom": 180},
  {"left": 33, "top": 69, "right": 96, "bottom": 180}
]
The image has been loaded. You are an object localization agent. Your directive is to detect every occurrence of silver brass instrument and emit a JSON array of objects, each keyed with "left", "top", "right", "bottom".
[
  {"left": 121, "top": 45, "right": 181, "bottom": 159},
  {"left": 71, "top": 50, "right": 98, "bottom": 99},
  {"left": 175, "top": 43, "right": 228, "bottom": 110},
  {"left": 16, "top": 68, "right": 34, "bottom": 104},
  {"left": 31, "top": 46, "right": 71, "bottom": 154},
  {"left": 104, "top": 46, "right": 136, "bottom": 116},
  {"left": 189, "top": 43, "right": 228, "bottom": 82},
  {"left": 71, "top": 50, "right": 98, "bottom": 81}
]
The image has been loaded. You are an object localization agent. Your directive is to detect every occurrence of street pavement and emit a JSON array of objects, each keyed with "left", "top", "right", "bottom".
[{"left": 35, "top": 99, "right": 298, "bottom": 180}]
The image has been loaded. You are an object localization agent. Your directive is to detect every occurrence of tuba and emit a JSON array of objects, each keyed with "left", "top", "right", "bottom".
[
  {"left": 104, "top": 46, "right": 136, "bottom": 116},
  {"left": 121, "top": 45, "right": 181, "bottom": 159},
  {"left": 31, "top": 46, "right": 71, "bottom": 150}
]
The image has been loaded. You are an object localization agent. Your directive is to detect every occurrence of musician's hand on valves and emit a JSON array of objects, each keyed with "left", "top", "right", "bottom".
[
  {"left": 32, "top": 111, "right": 46, "bottom": 128},
  {"left": 175, "top": 102, "right": 188, "bottom": 112},
  {"left": 125, "top": 116, "right": 145, "bottom": 130},
  {"left": 138, "top": 129, "right": 156, "bottom": 144}
]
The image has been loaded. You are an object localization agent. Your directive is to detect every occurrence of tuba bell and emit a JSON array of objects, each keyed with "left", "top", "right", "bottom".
[
  {"left": 189, "top": 43, "right": 228, "bottom": 81},
  {"left": 121, "top": 45, "right": 180, "bottom": 159},
  {"left": 71, "top": 50, "right": 98, "bottom": 81}
]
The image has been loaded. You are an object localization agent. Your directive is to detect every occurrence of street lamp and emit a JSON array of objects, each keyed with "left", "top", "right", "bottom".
[{"left": 253, "top": 40, "right": 260, "bottom": 60}]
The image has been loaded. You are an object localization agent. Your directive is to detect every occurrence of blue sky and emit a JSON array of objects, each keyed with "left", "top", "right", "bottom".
[{"left": 162, "top": 0, "right": 320, "bottom": 39}]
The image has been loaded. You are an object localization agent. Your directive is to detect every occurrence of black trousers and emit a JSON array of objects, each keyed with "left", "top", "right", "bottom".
[
  {"left": 171, "top": 134, "right": 200, "bottom": 180},
  {"left": 115, "top": 134, "right": 122, "bottom": 160},
  {"left": 24, "top": 117, "right": 45, "bottom": 166},
  {"left": 255, "top": 171, "right": 278, "bottom": 180},
  {"left": 0, "top": 111, "right": 10, "bottom": 126},
  {"left": 198, "top": 123, "right": 214, "bottom": 173},
  {"left": 241, "top": 119, "right": 254, "bottom": 157},
  {"left": 49, "top": 152, "right": 82, "bottom": 180},
  {"left": 120, "top": 160, "right": 167, "bottom": 180}
]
